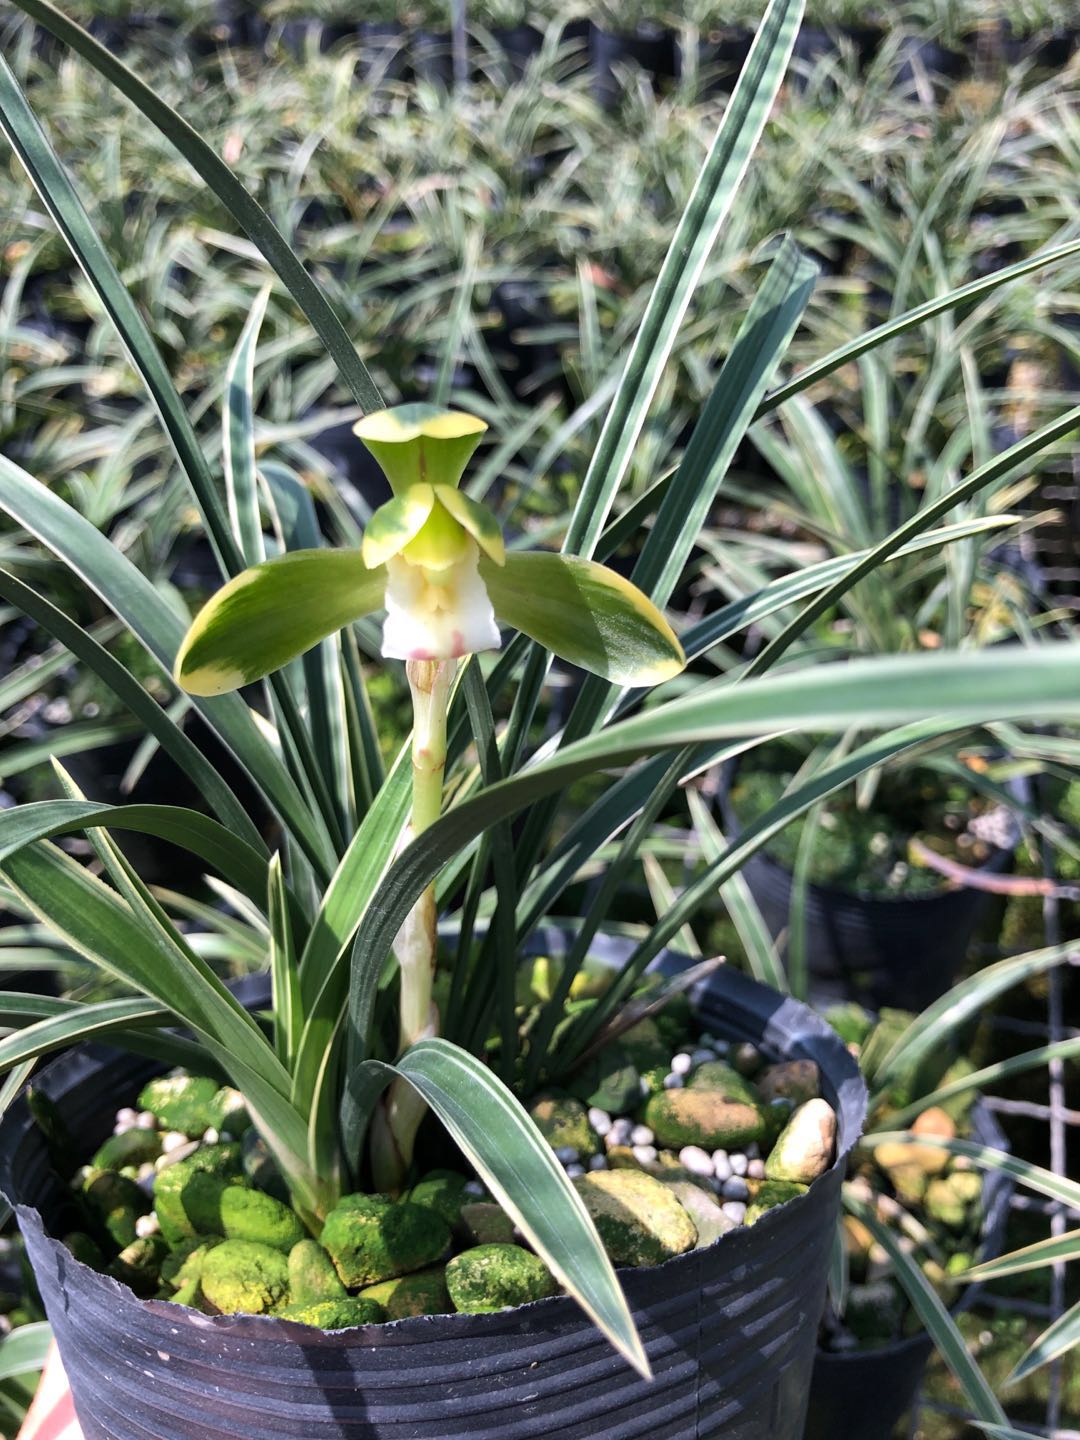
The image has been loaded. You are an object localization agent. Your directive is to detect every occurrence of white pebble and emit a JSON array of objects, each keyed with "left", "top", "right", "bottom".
[
  {"left": 588, "top": 1107, "right": 612, "bottom": 1136},
  {"left": 588, "top": 1154, "right": 608, "bottom": 1171},
  {"left": 678, "top": 1146, "right": 714, "bottom": 1178},
  {"left": 202, "top": 1127, "right": 219, "bottom": 1146},
  {"left": 670, "top": 1053, "right": 693, "bottom": 1075},
  {"left": 745, "top": 1142, "right": 760, "bottom": 1160},
  {"left": 565, "top": 1162, "right": 585, "bottom": 1179},
  {"left": 691, "top": 1049, "right": 715, "bottom": 1066},
  {"left": 136, "top": 1163, "right": 156, "bottom": 1182},
  {"left": 748, "top": 1159, "right": 766, "bottom": 1179},
  {"left": 161, "top": 1131, "right": 190, "bottom": 1155},
  {"left": 638, "top": 1076, "right": 651, "bottom": 1097},
  {"left": 554, "top": 1145, "right": 579, "bottom": 1164},
  {"left": 722, "top": 1177, "right": 749, "bottom": 1201},
  {"left": 463, "top": 1180, "right": 485, "bottom": 1197},
  {"left": 712, "top": 1153, "right": 733, "bottom": 1182},
  {"left": 632, "top": 1144, "right": 658, "bottom": 1165},
  {"left": 115, "top": 1107, "right": 137, "bottom": 1127},
  {"left": 609, "top": 1117, "right": 633, "bottom": 1145},
  {"left": 730, "top": 1154, "right": 748, "bottom": 1177},
  {"left": 135, "top": 1214, "right": 160, "bottom": 1239},
  {"left": 135, "top": 1112, "right": 158, "bottom": 1130},
  {"left": 630, "top": 1124, "right": 654, "bottom": 1147},
  {"left": 662, "top": 1073, "right": 684, "bottom": 1090},
  {"left": 155, "top": 1140, "right": 198, "bottom": 1170},
  {"left": 721, "top": 1201, "right": 747, "bottom": 1224}
]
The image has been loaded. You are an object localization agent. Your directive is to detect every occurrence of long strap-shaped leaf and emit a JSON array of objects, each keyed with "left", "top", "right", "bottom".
[
  {"left": 6, "top": 0, "right": 383, "bottom": 415},
  {"left": 0, "top": 53, "right": 239, "bottom": 577},
  {"left": 965, "top": 1228, "right": 1080, "bottom": 1283},
  {"left": 342, "top": 648, "right": 1080, "bottom": 1130},
  {"left": 861, "top": 1135, "right": 1080, "bottom": 1213},
  {"left": 1004, "top": 1298, "right": 1080, "bottom": 1387},
  {"left": 349, "top": 1038, "right": 649, "bottom": 1378},
  {"left": 0, "top": 569, "right": 263, "bottom": 849},
  {"left": 565, "top": 0, "right": 805, "bottom": 559},
  {"left": 0, "top": 801, "right": 271, "bottom": 908},
  {"left": 224, "top": 286, "right": 271, "bottom": 567},
  {"left": 0, "top": 454, "right": 336, "bottom": 879}
]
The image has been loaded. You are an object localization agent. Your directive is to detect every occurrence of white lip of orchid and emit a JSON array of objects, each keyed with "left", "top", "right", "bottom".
[{"left": 381, "top": 537, "right": 501, "bottom": 662}]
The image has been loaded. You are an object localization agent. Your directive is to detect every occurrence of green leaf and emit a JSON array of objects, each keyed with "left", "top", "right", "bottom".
[
  {"left": 0, "top": 801, "right": 271, "bottom": 908},
  {"left": 0, "top": 569, "right": 263, "bottom": 848},
  {"left": 0, "top": 455, "right": 336, "bottom": 878},
  {"left": 7, "top": 0, "right": 383, "bottom": 414},
  {"left": 361, "top": 486, "right": 436, "bottom": 569},
  {"left": 964, "top": 1228, "right": 1080, "bottom": 1283},
  {"left": 882, "top": 1036, "right": 1080, "bottom": 1132},
  {"left": 268, "top": 853, "right": 302, "bottom": 1071},
  {"left": 1007, "top": 1299, "right": 1080, "bottom": 1386},
  {"left": 175, "top": 549, "right": 386, "bottom": 697},
  {"left": 0, "top": 1324, "right": 52, "bottom": 1383},
  {"left": 359, "top": 1038, "right": 649, "bottom": 1378},
  {"left": 224, "top": 285, "right": 271, "bottom": 567},
  {"left": 865, "top": 944, "right": 1077, "bottom": 1097},
  {"left": 845, "top": 1190, "right": 1006, "bottom": 1426},
  {"left": 481, "top": 552, "right": 685, "bottom": 688},
  {"left": 565, "top": 0, "right": 805, "bottom": 558}
]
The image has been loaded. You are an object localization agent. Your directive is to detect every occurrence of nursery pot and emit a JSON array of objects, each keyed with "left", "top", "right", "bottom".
[
  {"left": 803, "top": 1101, "right": 1013, "bottom": 1440},
  {"left": 719, "top": 773, "right": 1018, "bottom": 1012},
  {"left": 0, "top": 967, "right": 865, "bottom": 1440}
]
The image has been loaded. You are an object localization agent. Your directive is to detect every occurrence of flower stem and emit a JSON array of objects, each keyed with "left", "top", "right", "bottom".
[{"left": 371, "top": 658, "right": 455, "bottom": 1193}]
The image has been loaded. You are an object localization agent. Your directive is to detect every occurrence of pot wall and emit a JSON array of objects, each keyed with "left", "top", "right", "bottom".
[{"left": 1, "top": 968, "right": 866, "bottom": 1440}]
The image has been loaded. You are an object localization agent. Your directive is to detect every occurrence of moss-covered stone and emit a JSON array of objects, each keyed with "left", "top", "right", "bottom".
[
  {"left": 161, "top": 1237, "right": 223, "bottom": 1290},
  {"left": 240, "top": 1131, "right": 288, "bottom": 1201},
  {"left": 644, "top": 1089, "right": 765, "bottom": 1151},
  {"left": 925, "top": 1171, "right": 981, "bottom": 1229},
  {"left": 137, "top": 1076, "right": 222, "bottom": 1138},
  {"left": 446, "top": 1244, "right": 557, "bottom": 1313},
  {"left": 459, "top": 1202, "right": 516, "bottom": 1247},
  {"left": 762, "top": 1097, "right": 796, "bottom": 1145},
  {"left": 218, "top": 1186, "right": 306, "bottom": 1253},
  {"left": 745, "top": 1179, "right": 807, "bottom": 1225},
  {"left": 756, "top": 1060, "right": 820, "bottom": 1107},
  {"left": 109, "top": 1236, "right": 169, "bottom": 1296},
  {"left": 619, "top": 1017, "right": 669, "bottom": 1072},
  {"left": 572, "top": 1170, "right": 696, "bottom": 1266},
  {"left": 847, "top": 1280, "right": 903, "bottom": 1344},
  {"left": 528, "top": 1097, "right": 598, "bottom": 1158},
  {"left": 764, "top": 1099, "right": 837, "bottom": 1184},
  {"left": 288, "top": 1239, "right": 346, "bottom": 1306},
  {"left": 210, "top": 1087, "right": 250, "bottom": 1137},
  {"left": 361, "top": 1266, "right": 451, "bottom": 1319},
  {"left": 152, "top": 1143, "right": 243, "bottom": 1245},
  {"left": 83, "top": 1169, "right": 150, "bottom": 1248},
  {"left": 823, "top": 1003, "right": 875, "bottom": 1048},
  {"left": 280, "top": 1297, "right": 385, "bottom": 1328},
  {"left": 91, "top": 1128, "right": 163, "bottom": 1172},
  {"left": 566, "top": 1045, "right": 641, "bottom": 1115},
  {"left": 321, "top": 1195, "right": 450, "bottom": 1288},
  {"left": 686, "top": 1062, "right": 761, "bottom": 1106},
  {"left": 62, "top": 1232, "right": 104, "bottom": 1270},
  {"left": 199, "top": 1239, "right": 290, "bottom": 1315},
  {"left": 408, "top": 1170, "right": 469, "bottom": 1229}
]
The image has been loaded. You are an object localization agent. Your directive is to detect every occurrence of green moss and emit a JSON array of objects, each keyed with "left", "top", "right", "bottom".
[
  {"left": 288, "top": 1239, "right": 346, "bottom": 1306},
  {"left": 199, "top": 1239, "right": 290, "bottom": 1315},
  {"left": 108, "top": 1236, "right": 168, "bottom": 1296},
  {"left": 572, "top": 1170, "right": 697, "bottom": 1266},
  {"left": 83, "top": 1169, "right": 150, "bottom": 1248},
  {"left": 219, "top": 1186, "right": 307, "bottom": 1253},
  {"left": 407, "top": 1171, "right": 469, "bottom": 1229},
  {"left": 152, "top": 1143, "right": 243, "bottom": 1245},
  {"left": 321, "top": 1195, "right": 450, "bottom": 1288},
  {"left": 91, "top": 1128, "right": 162, "bottom": 1172},
  {"left": 643, "top": 1090, "right": 765, "bottom": 1150},
  {"left": 280, "top": 1297, "right": 386, "bottom": 1328},
  {"left": 361, "top": 1266, "right": 451, "bottom": 1318},
  {"left": 686, "top": 1061, "right": 761, "bottom": 1105},
  {"left": 527, "top": 1096, "right": 599, "bottom": 1158},
  {"left": 137, "top": 1075, "right": 222, "bottom": 1137},
  {"left": 446, "top": 1244, "right": 557, "bottom": 1313},
  {"left": 160, "top": 1237, "right": 223, "bottom": 1290},
  {"left": 745, "top": 1180, "right": 808, "bottom": 1225}
]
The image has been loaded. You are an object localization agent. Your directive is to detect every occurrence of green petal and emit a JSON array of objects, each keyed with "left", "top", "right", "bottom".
[
  {"left": 362, "top": 483, "right": 435, "bottom": 569},
  {"left": 480, "top": 552, "right": 684, "bottom": 687},
  {"left": 353, "top": 405, "right": 487, "bottom": 494},
  {"left": 434, "top": 485, "right": 505, "bottom": 565},
  {"left": 175, "top": 549, "right": 385, "bottom": 696}
]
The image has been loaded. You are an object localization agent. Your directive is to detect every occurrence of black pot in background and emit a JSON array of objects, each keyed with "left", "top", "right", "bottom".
[
  {"left": 0, "top": 967, "right": 866, "bottom": 1440},
  {"left": 675, "top": 26, "right": 754, "bottom": 97},
  {"left": 719, "top": 770, "right": 1019, "bottom": 1013},
  {"left": 589, "top": 22, "right": 676, "bottom": 108},
  {"left": 893, "top": 35, "right": 968, "bottom": 93},
  {"left": 356, "top": 20, "right": 407, "bottom": 82},
  {"left": 804, "top": 1102, "right": 1013, "bottom": 1440},
  {"left": 411, "top": 28, "right": 454, "bottom": 86},
  {"left": 489, "top": 23, "right": 544, "bottom": 79}
]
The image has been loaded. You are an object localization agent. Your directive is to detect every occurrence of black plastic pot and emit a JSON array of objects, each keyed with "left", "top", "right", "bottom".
[
  {"left": 1, "top": 967, "right": 865, "bottom": 1440},
  {"left": 719, "top": 774, "right": 1017, "bottom": 1012},
  {"left": 589, "top": 23, "right": 677, "bottom": 107},
  {"left": 804, "top": 1102, "right": 1012, "bottom": 1440},
  {"left": 490, "top": 23, "right": 544, "bottom": 79}
]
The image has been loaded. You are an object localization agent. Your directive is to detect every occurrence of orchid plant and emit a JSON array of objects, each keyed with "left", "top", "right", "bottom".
[{"left": 1, "top": 0, "right": 1080, "bottom": 1383}]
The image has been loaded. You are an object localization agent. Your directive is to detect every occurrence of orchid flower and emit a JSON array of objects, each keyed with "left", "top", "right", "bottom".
[{"left": 174, "top": 403, "right": 684, "bottom": 695}]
